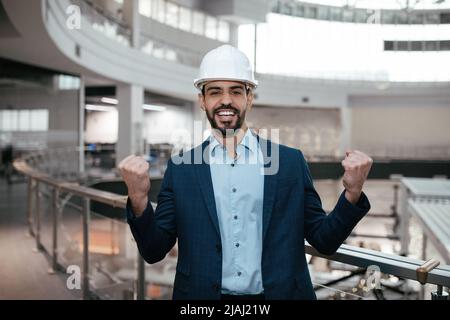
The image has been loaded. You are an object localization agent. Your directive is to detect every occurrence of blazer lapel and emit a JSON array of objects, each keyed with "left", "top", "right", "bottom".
[
  {"left": 194, "top": 140, "right": 221, "bottom": 237},
  {"left": 258, "top": 136, "right": 278, "bottom": 242}
]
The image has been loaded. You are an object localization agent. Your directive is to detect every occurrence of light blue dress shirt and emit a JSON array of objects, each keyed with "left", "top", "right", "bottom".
[{"left": 209, "top": 128, "right": 265, "bottom": 295}]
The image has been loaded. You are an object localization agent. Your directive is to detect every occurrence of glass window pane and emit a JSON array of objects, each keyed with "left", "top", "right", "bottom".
[
  {"left": 30, "top": 109, "right": 48, "bottom": 131},
  {"left": 192, "top": 11, "right": 204, "bottom": 35},
  {"left": 179, "top": 7, "right": 191, "bottom": 31},
  {"left": 153, "top": 0, "right": 165, "bottom": 23},
  {"left": 139, "top": 0, "right": 151, "bottom": 17},
  {"left": 18, "top": 110, "right": 30, "bottom": 131},
  {"left": 205, "top": 16, "right": 217, "bottom": 39},
  {"left": 166, "top": 2, "right": 178, "bottom": 28},
  {"left": 1, "top": 110, "right": 18, "bottom": 131},
  {"left": 217, "top": 20, "right": 229, "bottom": 42}
]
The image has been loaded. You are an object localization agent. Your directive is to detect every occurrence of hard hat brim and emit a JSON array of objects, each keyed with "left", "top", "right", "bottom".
[{"left": 194, "top": 77, "right": 258, "bottom": 91}]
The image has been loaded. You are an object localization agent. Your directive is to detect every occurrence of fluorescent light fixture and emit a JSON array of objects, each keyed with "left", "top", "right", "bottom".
[
  {"left": 101, "top": 97, "right": 118, "bottom": 105},
  {"left": 142, "top": 104, "right": 167, "bottom": 112},
  {"left": 85, "top": 104, "right": 117, "bottom": 112}
]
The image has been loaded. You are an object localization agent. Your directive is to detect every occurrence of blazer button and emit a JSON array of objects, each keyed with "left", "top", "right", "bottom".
[
  {"left": 213, "top": 283, "right": 220, "bottom": 292},
  {"left": 216, "top": 244, "right": 221, "bottom": 253}
]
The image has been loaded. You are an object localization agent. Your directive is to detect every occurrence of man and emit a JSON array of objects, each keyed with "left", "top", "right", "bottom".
[{"left": 118, "top": 45, "right": 372, "bottom": 300}]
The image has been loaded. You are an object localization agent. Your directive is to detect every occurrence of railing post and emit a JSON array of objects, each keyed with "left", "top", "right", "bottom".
[
  {"left": 399, "top": 183, "right": 410, "bottom": 256},
  {"left": 49, "top": 187, "right": 59, "bottom": 274},
  {"left": 26, "top": 177, "right": 35, "bottom": 237},
  {"left": 82, "top": 198, "right": 90, "bottom": 300},
  {"left": 137, "top": 253, "right": 145, "bottom": 300},
  {"left": 431, "top": 285, "right": 449, "bottom": 300},
  {"left": 33, "top": 181, "right": 41, "bottom": 252},
  {"left": 419, "top": 233, "right": 428, "bottom": 300}
]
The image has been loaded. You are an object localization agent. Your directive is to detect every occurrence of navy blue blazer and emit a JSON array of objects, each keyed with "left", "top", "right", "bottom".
[{"left": 127, "top": 138, "right": 370, "bottom": 299}]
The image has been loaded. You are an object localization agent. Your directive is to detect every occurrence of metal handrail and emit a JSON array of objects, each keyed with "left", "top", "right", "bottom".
[
  {"left": 13, "top": 155, "right": 450, "bottom": 300},
  {"left": 306, "top": 243, "right": 450, "bottom": 287}
]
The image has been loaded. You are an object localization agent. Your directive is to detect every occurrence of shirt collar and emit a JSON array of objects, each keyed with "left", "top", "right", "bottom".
[{"left": 209, "top": 128, "right": 258, "bottom": 157}]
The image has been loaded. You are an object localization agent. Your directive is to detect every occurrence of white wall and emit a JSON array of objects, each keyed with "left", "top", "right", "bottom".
[
  {"left": 249, "top": 105, "right": 341, "bottom": 158},
  {"left": 350, "top": 95, "right": 450, "bottom": 159}
]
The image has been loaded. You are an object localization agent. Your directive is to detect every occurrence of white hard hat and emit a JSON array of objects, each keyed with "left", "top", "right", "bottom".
[{"left": 194, "top": 45, "right": 258, "bottom": 91}]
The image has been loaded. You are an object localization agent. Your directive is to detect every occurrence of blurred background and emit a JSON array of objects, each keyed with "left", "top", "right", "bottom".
[{"left": 0, "top": 0, "right": 449, "bottom": 300}]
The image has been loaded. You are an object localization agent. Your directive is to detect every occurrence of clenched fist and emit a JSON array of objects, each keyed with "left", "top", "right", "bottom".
[
  {"left": 341, "top": 150, "right": 373, "bottom": 205},
  {"left": 118, "top": 155, "right": 151, "bottom": 216}
]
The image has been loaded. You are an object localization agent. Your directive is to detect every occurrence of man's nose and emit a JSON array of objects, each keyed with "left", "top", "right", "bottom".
[{"left": 219, "top": 92, "right": 232, "bottom": 105}]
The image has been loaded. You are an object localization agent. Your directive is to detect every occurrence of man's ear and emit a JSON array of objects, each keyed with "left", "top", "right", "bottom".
[{"left": 198, "top": 93, "right": 205, "bottom": 111}]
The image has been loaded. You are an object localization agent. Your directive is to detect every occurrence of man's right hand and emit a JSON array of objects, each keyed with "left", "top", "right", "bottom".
[{"left": 118, "top": 155, "right": 151, "bottom": 217}]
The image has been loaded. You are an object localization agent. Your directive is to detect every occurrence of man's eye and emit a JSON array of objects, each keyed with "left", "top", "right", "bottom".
[
  {"left": 209, "top": 91, "right": 220, "bottom": 95},
  {"left": 232, "top": 91, "right": 242, "bottom": 95}
]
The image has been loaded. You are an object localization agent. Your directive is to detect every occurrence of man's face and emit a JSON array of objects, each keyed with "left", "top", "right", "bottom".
[{"left": 199, "top": 80, "right": 253, "bottom": 137}]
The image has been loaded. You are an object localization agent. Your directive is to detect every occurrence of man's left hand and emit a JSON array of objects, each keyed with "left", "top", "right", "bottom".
[{"left": 341, "top": 150, "right": 373, "bottom": 205}]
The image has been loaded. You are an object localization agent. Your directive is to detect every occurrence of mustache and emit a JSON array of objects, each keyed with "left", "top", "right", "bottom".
[{"left": 213, "top": 104, "right": 239, "bottom": 114}]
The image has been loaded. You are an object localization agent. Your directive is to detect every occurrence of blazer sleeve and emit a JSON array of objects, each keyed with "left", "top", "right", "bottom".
[
  {"left": 126, "top": 158, "right": 177, "bottom": 264},
  {"left": 299, "top": 150, "right": 371, "bottom": 255}
]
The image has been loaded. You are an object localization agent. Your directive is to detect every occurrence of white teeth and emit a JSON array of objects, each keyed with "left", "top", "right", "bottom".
[{"left": 217, "top": 111, "right": 235, "bottom": 116}]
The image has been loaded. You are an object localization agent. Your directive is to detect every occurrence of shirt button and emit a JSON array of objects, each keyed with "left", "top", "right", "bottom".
[
  {"left": 232, "top": 188, "right": 236, "bottom": 193},
  {"left": 237, "top": 272, "right": 242, "bottom": 276},
  {"left": 234, "top": 215, "right": 238, "bottom": 220},
  {"left": 235, "top": 243, "right": 240, "bottom": 248},
  {"left": 231, "top": 163, "right": 235, "bottom": 167}
]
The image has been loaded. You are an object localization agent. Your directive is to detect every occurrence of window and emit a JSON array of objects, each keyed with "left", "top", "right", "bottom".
[
  {"left": 205, "top": 16, "right": 217, "bottom": 39},
  {"left": 440, "top": 40, "right": 450, "bottom": 50},
  {"left": 139, "top": 0, "right": 152, "bottom": 18},
  {"left": 317, "top": 7, "right": 329, "bottom": 20},
  {"left": 18, "top": 110, "right": 30, "bottom": 131},
  {"left": 58, "top": 75, "right": 80, "bottom": 90},
  {"left": 0, "top": 110, "right": 16, "bottom": 131},
  {"left": 192, "top": 11, "right": 205, "bottom": 35},
  {"left": 440, "top": 13, "right": 450, "bottom": 24},
  {"left": 384, "top": 41, "right": 394, "bottom": 51},
  {"left": 166, "top": 2, "right": 179, "bottom": 28},
  {"left": 424, "top": 41, "right": 438, "bottom": 51},
  {"left": 411, "top": 41, "right": 422, "bottom": 51},
  {"left": 342, "top": 9, "right": 353, "bottom": 22},
  {"left": 0, "top": 109, "right": 48, "bottom": 132},
  {"left": 153, "top": 0, "right": 165, "bottom": 23},
  {"left": 217, "top": 21, "right": 230, "bottom": 42},
  {"left": 294, "top": 5, "right": 305, "bottom": 17},
  {"left": 179, "top": 6, "right": 191, "bottom": 31},
  {"left": 30, "top": 110, "right": 48, "bottom": 131}
]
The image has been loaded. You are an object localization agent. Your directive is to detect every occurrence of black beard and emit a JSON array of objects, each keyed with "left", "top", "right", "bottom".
[{"left": 206, "top": 104, "right": 245, "bottom": 138}]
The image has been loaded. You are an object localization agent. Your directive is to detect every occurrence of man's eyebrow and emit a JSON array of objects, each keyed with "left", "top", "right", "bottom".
[
  {"left": 206, "top": 86, "right": 222, "bottom": 92},
  {"left": 205, "top": 85, "right": 245, "bottom": 92}
]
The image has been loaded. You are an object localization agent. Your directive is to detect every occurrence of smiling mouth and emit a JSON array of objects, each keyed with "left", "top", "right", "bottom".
[
  {"left": 216, "top": 109, "right": 237, "bottom": 116},
  {"left": 215, "top": 108, "right": 238, "bottom": 123}
]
